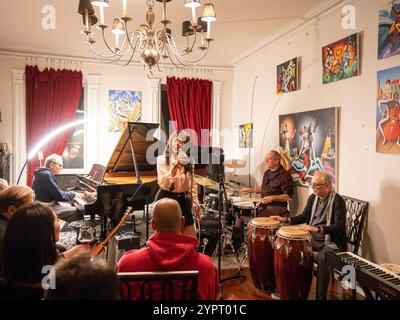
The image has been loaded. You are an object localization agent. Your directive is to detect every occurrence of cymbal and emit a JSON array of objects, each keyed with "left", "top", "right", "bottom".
[
  {"left": 194, "top": 175, "right": 218, "bottom": 188},
  {"left": 224, "top": 159, "right": 246, "bottom": 169}
]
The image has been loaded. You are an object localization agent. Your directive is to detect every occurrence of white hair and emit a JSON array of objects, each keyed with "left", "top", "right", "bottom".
[{"left": 44, "top": 154, "right": 63, "bottom": 168}]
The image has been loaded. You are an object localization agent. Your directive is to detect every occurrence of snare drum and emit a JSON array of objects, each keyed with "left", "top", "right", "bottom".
[
  {"left": 233, "top": 201, "right": 255, "bottom": 217},
  {"left": 274, "top": 226, "right": 313, "bottom": 300},
  {"left": 247, "top": 217, "right": 281, "bottom": 292}
]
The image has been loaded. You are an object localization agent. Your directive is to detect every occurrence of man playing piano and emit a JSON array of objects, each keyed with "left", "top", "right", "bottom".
[
  {"left": 32, "top": 154, "right": 82, "bottom": 222},
  {"left": 155, "top": 131, "right": 201, "bottom": 238},
  {"left": 271, "top": 171, "right": 347, "bottom": 300}
]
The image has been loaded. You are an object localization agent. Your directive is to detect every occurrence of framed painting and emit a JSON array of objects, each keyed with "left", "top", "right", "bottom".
[
  {"left": 279, "top": 107, "right": 338, "bottom": 187},
  {"left": 376, "top": 66, "right": 400, "bottom": 153},
  {"left": 108, "top": 90, "right": 141, "bottom": 133},
  {"left": 277, "top": 57, "right": 299, "bottom": 94},
  {"left": 239, "top": 123, "right": 253, "bottom": 148},
  {"left": 378, "top": 1, "right": 400, "bottom": 60},
  {"left": 322, "top": 33, "right": 359, "bottom": 84}
]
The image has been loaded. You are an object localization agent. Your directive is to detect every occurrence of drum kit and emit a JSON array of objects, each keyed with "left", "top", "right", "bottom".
[{"left": 195, "top": 160, "right": 314, "bottom": 300}]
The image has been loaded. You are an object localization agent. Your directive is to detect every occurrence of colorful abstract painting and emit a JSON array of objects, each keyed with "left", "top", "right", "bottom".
[
  {"left": 376, "top": 66, "right": 400, "bottom": 153},
  {"left": 378, "top": 1, "right": 400, "bottom": 60},
  {"left": 277, "top": 58, "right": 299, "bottom": 94},
  {"left": 239, "top": 123, "right": 253, "bottom": 148},
  {"left": 279, "top": 107, "right": 338, "bottom": 187},
  {"left": 108, "top": 90, "right": 141, "bottom": 133},
  {"left": 322, "top": 33, "right": 359, "bottom": 84}
]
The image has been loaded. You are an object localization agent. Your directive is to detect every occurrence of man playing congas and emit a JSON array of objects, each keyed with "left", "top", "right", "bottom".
[
  {"left": 241, "top": 150, "right": 294, "bottom": 217},
  {"left": 271, "top": 171, "right": 346, "bottom": 300}
]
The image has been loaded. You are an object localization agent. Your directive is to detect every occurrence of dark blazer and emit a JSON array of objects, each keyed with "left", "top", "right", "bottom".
[
  {"left": 291, "top": 193, "right": 347, "bottom": 251},
  {"left": 32, "top": 168, "right": 75, "bottom": 203}
]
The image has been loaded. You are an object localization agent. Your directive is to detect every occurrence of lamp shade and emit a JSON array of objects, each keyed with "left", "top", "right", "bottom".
[
  {"left": 196, "top": 17, "right": 207, "bottom": 32},
  {"left": 82, "top": 14, "right": 98, "bottom": 26},
  {"left": 201, "top": 4, "right": 216, "bottom": 22},
  {"left": 78, "top": 0, "right": 95, "bottom": 15},
  {"left": 182, "top": 21, "right": 194, "bottom": 36},
  {"left": 111, "top": 19, "right": 125, "bottom": 35},
  {"left": 184, "top": 0, "right": 201, "bottom": 8},
  {"left": 90, "top": 0, "right": 109, "bottom": 7}
]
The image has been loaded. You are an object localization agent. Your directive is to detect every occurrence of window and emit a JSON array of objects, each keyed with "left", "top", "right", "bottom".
[{"left": 62, "top": 89, "right": 85, "bottom": 170}]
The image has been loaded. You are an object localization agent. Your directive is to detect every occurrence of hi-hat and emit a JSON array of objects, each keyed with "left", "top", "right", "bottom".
[
  {"left": 194, "top": 175, "right": 219, "bottom": 190},
  {"left": 224, "top": 159, "right": 246, "bottom": 169}
]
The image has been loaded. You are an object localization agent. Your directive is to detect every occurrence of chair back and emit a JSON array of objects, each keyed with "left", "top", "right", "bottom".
[
  {"left": 118, "top": 270, "right": 199, "bottom": 300},
  {"left": 343, "top": 196, "right": 368, "bottom": 255}
]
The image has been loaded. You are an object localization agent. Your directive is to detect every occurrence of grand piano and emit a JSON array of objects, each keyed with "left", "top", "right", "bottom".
[
  {"left": 72, "top": 122, "right": 160, "bottom": 237},
  {"left": 69, "top": 121, "right": 225, "bottom": 238}
]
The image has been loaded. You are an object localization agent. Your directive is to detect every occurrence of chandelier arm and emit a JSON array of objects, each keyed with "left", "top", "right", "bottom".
[
  {"left": 166, "top": 35, "right": 210, "bottom": 64},
  {"left": 101, "top": 28, "right": 126, "bottom": 57},
  {"left": 123, "top": 21, "right": 138, "bottom": 53},
  {"left": 87, "top": 44, "right": 120, "bottom": 61},
  {"left": 121, "top": 42, "right": 138, "bottom": 67}
]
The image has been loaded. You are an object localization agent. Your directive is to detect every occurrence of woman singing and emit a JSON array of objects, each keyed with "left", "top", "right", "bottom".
[{"left": 155, "top": 130, "right": 200, "bottom": 237}]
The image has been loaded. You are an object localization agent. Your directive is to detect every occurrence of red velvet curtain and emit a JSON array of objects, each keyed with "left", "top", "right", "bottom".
[
  {"left": 166, "top": 77, "right": 212, "bottom": 146},
  {"left": 25, "top": 65, "right": 83, "bottom": 185}
]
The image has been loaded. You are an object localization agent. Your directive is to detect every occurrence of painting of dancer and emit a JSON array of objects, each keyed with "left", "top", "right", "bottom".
[
  {"left": 279, "top": 107, "right": 338, "bottom": 187},
  {"left": 378, "top": 1, "right": 400, "bottom": 59},
  {"left": 322, "top": 33, "right": 359, "bottom": 84},
  {"left": 277, "top": 58, "right": 299, "bottom": 94},
  {"left": 376, "top": 66, "right": 400, "bottom": 153}
]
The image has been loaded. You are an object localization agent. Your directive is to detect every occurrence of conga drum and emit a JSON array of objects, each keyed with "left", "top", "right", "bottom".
[
  {"left": 274, "top": 226, "right": 313, "bottom": 300},
  {"left": 247, "top": 217, "right": 281, "bottom": 292}
]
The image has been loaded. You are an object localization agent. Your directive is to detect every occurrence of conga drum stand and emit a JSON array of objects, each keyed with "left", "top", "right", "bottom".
[{"left": 217, "top": 180, "right": 246, "bottom": 300}]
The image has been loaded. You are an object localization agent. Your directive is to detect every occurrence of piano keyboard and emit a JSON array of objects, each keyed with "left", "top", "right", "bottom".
[
  {"left": 327, "top": 251, "right": 400, "bottom": 299},
  {"left": 338, "top": 252, "right": 400, "bottom": 281}
]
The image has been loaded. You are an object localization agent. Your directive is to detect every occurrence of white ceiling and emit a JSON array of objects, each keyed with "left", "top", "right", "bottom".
[{"left": 0, "top": 0, "right": 323, "bottom": 67}]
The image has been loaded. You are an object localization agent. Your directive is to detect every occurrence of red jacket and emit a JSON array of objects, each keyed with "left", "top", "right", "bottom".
[{"left": 116, "top": 231, "right": 219, "bottom": 300}]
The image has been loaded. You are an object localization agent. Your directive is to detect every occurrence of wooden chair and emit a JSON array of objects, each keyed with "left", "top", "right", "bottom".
[
  {"left": 314, "top": 195, "right": 369, "bottom": 299},
  {"left": 342, "top": 196, "right": 369, "bottom": 256},
  {"left": 118, "top": 270, "right": 199, "bottom": 300}
]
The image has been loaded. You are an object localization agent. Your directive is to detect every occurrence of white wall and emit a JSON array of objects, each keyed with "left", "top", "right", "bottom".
[
  {"left": 230, "top": 0, "right": 400, "bottom": 264},
  {"left": 0, "top": 54, "right": 233, "bottom": 183}
]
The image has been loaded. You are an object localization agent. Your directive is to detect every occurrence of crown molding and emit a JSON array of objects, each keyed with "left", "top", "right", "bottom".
[{"left": 230, "top": 0, "right": 373, "bottom": 66}]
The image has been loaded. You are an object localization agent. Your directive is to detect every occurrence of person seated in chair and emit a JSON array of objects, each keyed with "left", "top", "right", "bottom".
[
  {"left": 32, "top": 154, "right": 81, "bottom": 222},
  {"left": 0, "top": 185, "right": 35, "bottom": 268},
  {"left": 271, "top": 171, "right": 346, "bottom": 300},
  {"left": 116, "top": 198, "right": 219, "bottom": 300},
  {"left": 45, "top": 255, "right": 120, "bottom": 300}
]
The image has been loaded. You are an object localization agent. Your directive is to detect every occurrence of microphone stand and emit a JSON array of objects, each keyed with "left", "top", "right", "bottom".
[{"left": 217, "top": 175, "right": 246, "bottom": 300}]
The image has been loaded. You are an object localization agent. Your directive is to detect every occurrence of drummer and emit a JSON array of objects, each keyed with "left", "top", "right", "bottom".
[
  {"left": 270, "top": 171, "right": 347, "bottom": 300},
  {"left": 241, "top": 150, "right": 294, "bottom": 217}
]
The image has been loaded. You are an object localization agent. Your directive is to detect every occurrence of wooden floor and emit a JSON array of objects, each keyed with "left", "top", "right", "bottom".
[{"left": 220, "top": 268, "right": 362, "bottom": 300}]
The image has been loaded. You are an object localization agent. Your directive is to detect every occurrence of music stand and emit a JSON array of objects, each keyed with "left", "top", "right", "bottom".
[
  {"left": 127, "top": 181, "right": 159, "bottom": 247},
  {"left": 217, "top": 177, "right": 246, "bottom": 300}
]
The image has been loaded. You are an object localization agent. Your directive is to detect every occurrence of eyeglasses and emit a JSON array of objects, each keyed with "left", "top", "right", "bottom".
[{"left": 310, "top": 182, "right": 327, "bottom": 189}]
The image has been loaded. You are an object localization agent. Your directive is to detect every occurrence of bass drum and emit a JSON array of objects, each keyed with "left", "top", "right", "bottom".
[{"left": 197, "top": 215, "right": 219, "bottom": 257}]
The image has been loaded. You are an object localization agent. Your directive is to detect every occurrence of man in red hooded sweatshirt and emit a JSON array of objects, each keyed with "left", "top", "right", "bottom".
[{"left": 116, "top": 198, "right": 219, "bottom": 300}]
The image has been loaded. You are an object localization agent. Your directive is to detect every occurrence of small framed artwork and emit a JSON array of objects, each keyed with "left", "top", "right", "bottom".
[
  {"left": 322, "top": 33, "right": 359, "bottom": 84},
  {"left": 376, "top": 65, "right": 400, "bottom": 153},
  {"left": 239, "top": 123, "right": 253, "bottom": 148},
  {"left": 277, "top": 57, "right": 299, "bottom": 94},
  {"left": 378, "top": 1, "right": 400, "bottom": 60},
  {"left": 108, "top": 90, "right": 141, "bottom": 133}
]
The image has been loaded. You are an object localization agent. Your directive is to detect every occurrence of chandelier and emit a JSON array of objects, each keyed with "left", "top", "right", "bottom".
[{"left": 78, "top": 0, "right": 216, "bottom": 76}]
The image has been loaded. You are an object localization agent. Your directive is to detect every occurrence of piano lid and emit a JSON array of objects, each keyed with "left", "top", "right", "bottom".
[{"left": 106, "top": 122, "right": 160, "bottom": 173}]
